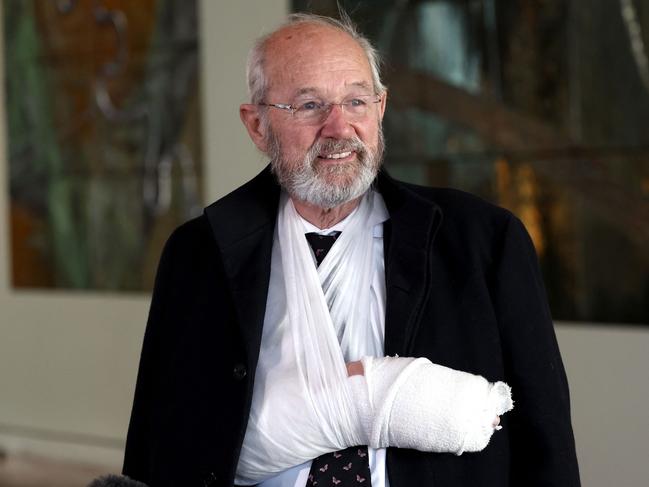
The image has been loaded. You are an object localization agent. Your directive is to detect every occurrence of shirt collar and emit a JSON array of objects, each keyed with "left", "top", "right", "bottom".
[
  {"left": 298, "top": 205, "right": 357, "bottom": 235},
  {"left": 296, "top": 191, "right": 387, "bottom": 238}
]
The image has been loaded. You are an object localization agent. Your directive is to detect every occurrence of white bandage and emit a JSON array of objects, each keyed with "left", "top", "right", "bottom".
[{"left": 347, "top": 356, "right": 513, "bottom": 455}]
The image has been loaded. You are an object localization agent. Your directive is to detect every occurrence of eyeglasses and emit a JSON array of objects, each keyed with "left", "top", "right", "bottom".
[{"left": 259, "top": 94, "right": 382, "bottom": 124}]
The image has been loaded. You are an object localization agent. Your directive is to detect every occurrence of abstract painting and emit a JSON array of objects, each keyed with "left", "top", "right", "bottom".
[{"left": 4, "top": 0, "right": 202, "bottom": 291}]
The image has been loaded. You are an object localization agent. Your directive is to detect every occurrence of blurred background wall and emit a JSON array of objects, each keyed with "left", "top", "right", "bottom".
[
  {"left": 0, "top": 1, "right": 647, "bottom": 486},
  {"left": 0, "top": 0, "right": 286, "bottom": 476}
]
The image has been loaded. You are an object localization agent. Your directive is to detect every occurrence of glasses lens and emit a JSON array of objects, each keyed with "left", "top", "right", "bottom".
[
  {"left": 293, "top": 100, "right": 328, "bottom": 122},
  {"left": 293, "top": 95, "right": 379, "bottom": 123},
  {"left": 344, "top": 97, "right": 371, "bottom": 116}
]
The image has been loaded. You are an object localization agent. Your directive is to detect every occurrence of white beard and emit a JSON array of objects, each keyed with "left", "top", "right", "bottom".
[{"left": 268, "top": 128, "right": 385, "bottom": 209}]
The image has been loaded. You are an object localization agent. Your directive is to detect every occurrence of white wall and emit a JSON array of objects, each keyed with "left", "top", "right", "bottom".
[
  {"left": 556, "top": 324, "right": 649, "bottom": 487},
  {"left": 0, "top": 1, "right": 647, "bottom": 485},
  {"left": 200, "top": 0, "right": 289, "bottom": 200}
]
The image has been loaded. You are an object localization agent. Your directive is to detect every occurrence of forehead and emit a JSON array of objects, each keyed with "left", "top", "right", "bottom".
[{"left": 263, "top": 24, "right": 374, "bottom": 99}]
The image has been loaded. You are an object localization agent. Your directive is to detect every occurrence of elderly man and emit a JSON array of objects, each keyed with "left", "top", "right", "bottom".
[{"left": 123, "top": 13, "right": 580, "bottom": 487}]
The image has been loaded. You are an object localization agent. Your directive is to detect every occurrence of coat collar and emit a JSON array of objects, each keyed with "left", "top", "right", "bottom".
[{"left": 204, "top": 165, "right": 442, "bottom": 369}]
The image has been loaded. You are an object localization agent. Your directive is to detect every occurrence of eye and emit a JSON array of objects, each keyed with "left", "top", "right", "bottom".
[
  {"left": 297, "top": 100, "right": 322, "bottom": 111},
  {"left": 348, "top": 98, "right": 367, "bottom": 107}
]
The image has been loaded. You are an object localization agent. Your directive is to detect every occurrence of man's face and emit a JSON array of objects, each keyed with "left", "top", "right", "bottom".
[{"left": 260, "top": 25, "right": 387, "bottom": 208}]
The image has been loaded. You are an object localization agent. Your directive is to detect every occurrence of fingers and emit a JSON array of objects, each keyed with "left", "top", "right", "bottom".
[{"left": 346, "top": 361, "right": 364, "bottom": 376}]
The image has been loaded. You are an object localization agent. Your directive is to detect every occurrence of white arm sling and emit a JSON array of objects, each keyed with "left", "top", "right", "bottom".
[{"left": 234, "top": 191, "right": 512, "bottom": 485}]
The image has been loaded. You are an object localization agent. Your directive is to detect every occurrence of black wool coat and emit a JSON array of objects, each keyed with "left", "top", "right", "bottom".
[{"left": 123, "top": 167, "right": 580, "bottom": 487}]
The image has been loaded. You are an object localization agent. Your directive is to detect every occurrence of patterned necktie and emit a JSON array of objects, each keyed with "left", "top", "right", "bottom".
[
  {"left": 304, "top": 231, "right": 372, "bottom": 487},
  {"left": 304, "top": 231, "right": 341, "bottom": 266}
]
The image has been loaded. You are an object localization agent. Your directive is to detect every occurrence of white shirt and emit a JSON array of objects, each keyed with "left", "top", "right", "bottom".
[{"left": 257, "top": 205, "right": 390, "bottom": 487}]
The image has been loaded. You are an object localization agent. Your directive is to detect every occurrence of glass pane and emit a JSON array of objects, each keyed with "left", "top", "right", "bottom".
[{"left": 292, "top": 0, "right": 649, "bottom": 324}]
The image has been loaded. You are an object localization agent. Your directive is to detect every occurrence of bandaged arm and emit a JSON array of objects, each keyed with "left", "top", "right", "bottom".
[
  {"left": 235, "top": 356, "right": 513, "bottom": 484},
  {"left": 348, "top": 355, "right": 513, "bottom": 455}
]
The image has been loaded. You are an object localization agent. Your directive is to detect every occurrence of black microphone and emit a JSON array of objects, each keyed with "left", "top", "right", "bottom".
[{"left": 87, "top": 474, "right": 148, "bottom": 487}]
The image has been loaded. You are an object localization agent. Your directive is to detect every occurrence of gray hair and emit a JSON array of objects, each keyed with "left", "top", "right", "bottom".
[{"left": 246, "top": 12, "right": 386, "bottom": 105}]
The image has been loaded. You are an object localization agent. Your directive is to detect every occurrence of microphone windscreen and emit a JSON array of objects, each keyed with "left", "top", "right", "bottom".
[{"left": 87, "top": 474, "right": 148, "bottom": 487}]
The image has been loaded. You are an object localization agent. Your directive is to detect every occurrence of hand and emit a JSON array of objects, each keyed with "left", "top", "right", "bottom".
[
  {"left": 347, "top": 362, "right": 500, "bottom": 427},
  {"left": 346, "top": 361, "right": 364, "bottom": 376}
]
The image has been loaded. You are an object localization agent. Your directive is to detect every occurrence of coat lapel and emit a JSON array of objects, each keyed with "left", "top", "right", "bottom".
[
  {"left": 203, "top": 166, "right": 442, "bottom": 369},
  {"left": 378, "top": 171, "right": 443, "bottom": 357},
  {"left": 203, "top": 167, "right": 279, "bottom": 376}
]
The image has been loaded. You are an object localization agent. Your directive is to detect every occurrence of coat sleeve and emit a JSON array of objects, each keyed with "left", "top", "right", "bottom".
[
  {"left": 122, "top": 226, "right": 183, "bottom": 484},
  {"left": 492, "top": 214, "right": 581, "bottom": 487}
]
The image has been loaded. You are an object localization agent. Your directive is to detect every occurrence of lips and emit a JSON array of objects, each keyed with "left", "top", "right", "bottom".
[
  {"left": 309, "top": 137, "right": 365, "bottom": 165},
  {"left": 319, "top": 151, "right": 353, "bottom": 159}
]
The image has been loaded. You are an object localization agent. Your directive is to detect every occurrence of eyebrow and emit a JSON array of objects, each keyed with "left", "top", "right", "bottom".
[
  {"left": 348, "top": 81, "right": 372, "bottom": 91},
  {"left": 293, "top": 87, "right": 320, "bottom": 97},
  {"left": 291, "top": 81, "right": 374, "bottom": 99}
]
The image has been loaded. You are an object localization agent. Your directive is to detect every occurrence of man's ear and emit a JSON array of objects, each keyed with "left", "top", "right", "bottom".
[
  {"left": 240, "top": 104, "right": 269, "bottom": 152},
  {"left": 378, "top": 91, "right": 388, "bottom": 120}
]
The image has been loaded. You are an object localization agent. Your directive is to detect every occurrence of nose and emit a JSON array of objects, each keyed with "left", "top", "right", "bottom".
[{"left": 319, "top": 103, "right": 355, "bottom": 139}]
